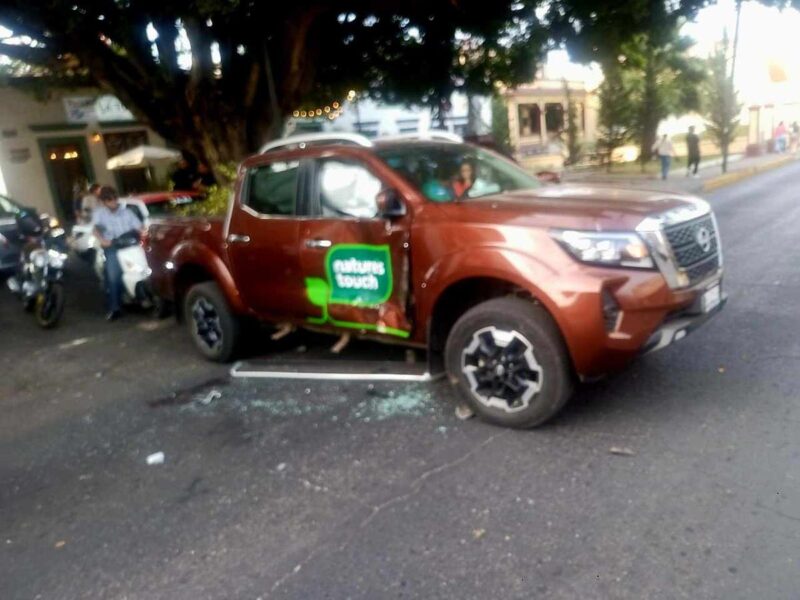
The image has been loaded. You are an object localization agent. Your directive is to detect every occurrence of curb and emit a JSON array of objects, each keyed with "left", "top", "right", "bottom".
[{"left": 702, "top": 156, "right": 796, "bottom": 192}]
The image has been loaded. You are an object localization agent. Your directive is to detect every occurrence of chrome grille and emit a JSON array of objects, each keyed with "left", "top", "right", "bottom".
[{"left": 663, "top": 214, "right": 721, "bottom": 284}]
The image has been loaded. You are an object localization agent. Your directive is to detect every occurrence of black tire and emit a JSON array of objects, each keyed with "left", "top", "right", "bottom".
[
  {"left": 184, "top": 281, "right": 240, "bottom": 362},
  {"left": 445, "top": 296, "right": 573, "bottom": 428},
  {"left": 35, "top": 283, "right": 65, "bottom": 329}
]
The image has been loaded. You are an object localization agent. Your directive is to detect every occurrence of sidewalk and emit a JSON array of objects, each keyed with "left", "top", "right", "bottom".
[{"left": 562, "top": 152, "right": 797, "bottom": 194}]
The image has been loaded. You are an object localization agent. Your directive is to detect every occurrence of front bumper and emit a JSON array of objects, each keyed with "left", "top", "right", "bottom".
[
  {"left": 641, "top": 290, "right": 727, "bottom": 354},
  {"left": 554, "top": 267, "right": 725, "bottom": 378}
]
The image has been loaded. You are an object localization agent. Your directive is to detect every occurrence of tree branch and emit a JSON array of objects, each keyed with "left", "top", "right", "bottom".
[{"left": 0, "top": 42, "right": 54, "bottom": 66}]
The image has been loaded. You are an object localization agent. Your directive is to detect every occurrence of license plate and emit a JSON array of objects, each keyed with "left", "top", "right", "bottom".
[{"left": 702, "top": 284, "right": 721, "bottom": 313}]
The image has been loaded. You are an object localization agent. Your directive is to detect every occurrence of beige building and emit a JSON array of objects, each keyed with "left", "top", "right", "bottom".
[
  {"left": 0, "top": 86, "right": 169, "bottom": 219},
  {"left": 504, "top": 79, "right": 599, "bottom": 172}
]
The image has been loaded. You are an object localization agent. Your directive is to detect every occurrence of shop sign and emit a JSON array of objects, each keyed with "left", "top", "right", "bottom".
[{"left": 63, "top": 95, "right": 135, "bottom": 123}]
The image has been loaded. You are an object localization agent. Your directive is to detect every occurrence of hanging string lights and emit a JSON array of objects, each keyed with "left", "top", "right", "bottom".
[{"left": 291, "top": 90, "right": 357, "bottom": 121}]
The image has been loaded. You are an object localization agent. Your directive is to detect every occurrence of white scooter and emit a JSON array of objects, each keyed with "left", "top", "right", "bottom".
[{"left": 70, "top": 198, "right": 166, "bottom": 316}]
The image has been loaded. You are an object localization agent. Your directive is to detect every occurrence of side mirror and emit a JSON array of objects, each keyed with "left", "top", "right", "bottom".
[{"left": 376, "top": 188, "right": 406, "bottom": 218}]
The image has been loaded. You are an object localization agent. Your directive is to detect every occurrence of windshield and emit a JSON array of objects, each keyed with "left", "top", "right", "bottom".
[{"left": 376, "top": 143, "right": 540, "bottom": 202}]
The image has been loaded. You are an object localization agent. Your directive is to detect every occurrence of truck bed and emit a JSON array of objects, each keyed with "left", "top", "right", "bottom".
[{"left": 146, "top": 216, "right": 226, "bottom": 300}]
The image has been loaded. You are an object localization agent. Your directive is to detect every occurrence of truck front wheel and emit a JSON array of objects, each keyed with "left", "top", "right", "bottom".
[
  {"left": 185, "top": 282, "right": 240, "bottom": 362},
  {"left": 445, "top": 297, "right": 573, "bottom": 428}
]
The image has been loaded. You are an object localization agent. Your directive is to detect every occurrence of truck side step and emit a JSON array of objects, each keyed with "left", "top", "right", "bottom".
[{"left": 230, "top": 358, "right": 444, "bottom": 383}]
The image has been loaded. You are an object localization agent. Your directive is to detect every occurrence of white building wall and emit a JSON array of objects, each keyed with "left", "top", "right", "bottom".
[{"left": 0, "top": 86, "right": 167, "bottom": 217}]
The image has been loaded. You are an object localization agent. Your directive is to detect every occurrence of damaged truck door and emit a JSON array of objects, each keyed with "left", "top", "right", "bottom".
[{"left": 299, "top": 158, "right": 412, "bottom": 338}]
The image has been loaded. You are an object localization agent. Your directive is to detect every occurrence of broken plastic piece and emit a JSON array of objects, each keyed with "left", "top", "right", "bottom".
[
  {"left": 608, "top": 446, "right": 635, "bottom": 456},
  {"left": 146, "top": 451, "right": 165, "bottom": 465},
  {"left": 455, "top": 403, "right": 475, "bottom": 421},
  {"left": 199, "top": 389, "right": 222, "bottom": 405}
]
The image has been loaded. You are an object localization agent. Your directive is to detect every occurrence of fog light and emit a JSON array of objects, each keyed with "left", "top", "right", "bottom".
[{"left": 602, "top": 289, "right": 620, "bottom": 332}]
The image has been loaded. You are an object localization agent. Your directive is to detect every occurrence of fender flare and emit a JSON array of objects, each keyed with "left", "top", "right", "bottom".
[
  {"left": 170, "top": 241, "right": 248, "bottom": 314},
  {"left": 419, "top": 246, "right": 577, "bottom": 357}
]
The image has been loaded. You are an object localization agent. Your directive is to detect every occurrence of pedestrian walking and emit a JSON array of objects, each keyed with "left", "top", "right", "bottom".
[
  {"left": 686, "top": 126, "right": 701, "bottom": 178},
  {"left": 92, "top": 186, "right": 144, "bottom": 321},
  {"left": 652, "top": 134, "right": 675, "bottom": 180},
  {"left": 774, "top": 121, "right": 788, "bottom": 153}
]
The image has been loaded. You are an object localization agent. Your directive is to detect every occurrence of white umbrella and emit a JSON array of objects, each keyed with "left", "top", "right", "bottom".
[{"left": 106, "top": 145, "right": 181, "bottom": 170}]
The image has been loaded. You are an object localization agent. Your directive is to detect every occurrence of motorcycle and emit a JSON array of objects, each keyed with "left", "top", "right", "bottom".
[
  {"left": 70, "top": 199, "right": 165, "bottom": 317},
  {"left": 95, "top": 229, "right": 160, "bottom": 310},
  {"left": 6, "top": 208, "right": 68, "bottom": 328}
]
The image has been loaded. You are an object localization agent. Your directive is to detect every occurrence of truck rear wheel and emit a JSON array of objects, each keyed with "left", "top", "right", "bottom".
[
  {"left": 185, "top": 282, "right": 240, "bottom": 362},
  {"left": 445, "top": 296, "right": 573, "bottom": 428}
]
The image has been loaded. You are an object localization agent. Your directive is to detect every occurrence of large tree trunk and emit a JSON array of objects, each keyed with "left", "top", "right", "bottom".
[
  {"left": 639, "top": 37, "right": 660, "bottom": 172},
  {"left": 721, "top": 141, "right": 729, "bottom": 173}
]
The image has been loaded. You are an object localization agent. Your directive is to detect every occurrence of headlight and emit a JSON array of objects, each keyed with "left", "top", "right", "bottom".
[
  {"left": 49, "top": 217, "right": 60, "bottom": 229},
  {"left": 31, "top": 249, "right": 48, "bottom": 269},
  {"left": 48, "top": 249, "right": 68, "bottom": 269},
  {"left": 552, "top": 229, "right": 654, "bottom": 269}
]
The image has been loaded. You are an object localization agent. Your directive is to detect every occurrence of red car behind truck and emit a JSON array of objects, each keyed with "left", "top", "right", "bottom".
[{"left": 146, "top": 133, "right": 725, "bottom": 428}]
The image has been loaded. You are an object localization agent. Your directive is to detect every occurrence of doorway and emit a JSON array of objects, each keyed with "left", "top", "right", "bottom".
[{"left": 39, "top": 137, "right": 94, "bottom": 222}]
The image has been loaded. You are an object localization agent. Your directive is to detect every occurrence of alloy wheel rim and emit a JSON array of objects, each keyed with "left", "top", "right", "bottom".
[
  {"left": 461, "top": 326, "right": 543, "bottom": 413},
  {"left": 191, "top": 297, "right": 223, "bottom": 351}
]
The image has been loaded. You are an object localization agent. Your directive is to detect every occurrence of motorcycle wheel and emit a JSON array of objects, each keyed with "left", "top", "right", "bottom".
[{"left": 35, "top": 283, "right": 65, "bottom": 329}]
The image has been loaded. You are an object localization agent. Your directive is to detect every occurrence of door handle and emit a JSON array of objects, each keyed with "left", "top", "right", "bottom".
[
  {"left": 305, "top": 239, "right": 332, "bottom": 249},
  {"left": 227, "top": 234, "right": 251, "bottom": 243}
]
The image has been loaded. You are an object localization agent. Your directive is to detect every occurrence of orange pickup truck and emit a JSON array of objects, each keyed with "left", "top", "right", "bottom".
[{"left": 146, "top": 133, "right": 725, "bottom": 428}]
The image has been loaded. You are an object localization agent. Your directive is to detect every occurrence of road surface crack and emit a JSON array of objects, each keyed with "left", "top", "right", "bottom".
[
  {"left": 267, "top": 430, "right": 507, "bottom": 597},
  {"left": 359, "top": 431, "right": 507, "bottom": 529}
]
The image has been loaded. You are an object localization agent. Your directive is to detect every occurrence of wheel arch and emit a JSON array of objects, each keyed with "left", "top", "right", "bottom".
[
  {"left": 420, "top": 249, "right": 574, "bottom": 376},
  {"left": 170, "top": 241, "right": 247, "bottom": 321}
]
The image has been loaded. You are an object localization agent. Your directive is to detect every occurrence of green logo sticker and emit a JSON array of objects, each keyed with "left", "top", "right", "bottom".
[
  {"left": 326, "top": 244, "right": 392, "bottom": 306},
  {"left": 304, "top": 243, "right": 409, "bottom": 338}
]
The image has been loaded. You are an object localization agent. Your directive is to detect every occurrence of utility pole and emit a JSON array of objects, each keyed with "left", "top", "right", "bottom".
[{"left": 730, "top": 0, "right": 742, "bottom": 82}]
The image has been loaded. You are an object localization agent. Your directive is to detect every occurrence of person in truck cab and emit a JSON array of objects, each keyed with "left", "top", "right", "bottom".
[
  {"left": 451, "top": 160, "right": 475, "bottom": 199},
  {"left": 147, "top": 134, "right": 725, "bottom": 429},
  {"left": 93, "top": 186, "right": 144, "bottom": 321}
]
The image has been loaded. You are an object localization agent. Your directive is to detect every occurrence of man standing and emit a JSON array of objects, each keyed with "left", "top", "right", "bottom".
[
  {"left": 652, "top": 134, "right": 675, "bottom": 180},
  {"left": 92, "top": 186, "right": 144, "bottom": 321},
  {"left": 686, "top": 126, "right": 701, "bottom": 178}
]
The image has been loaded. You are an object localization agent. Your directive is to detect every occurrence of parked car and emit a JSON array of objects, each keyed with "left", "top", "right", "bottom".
[{"left": 146, "top": 132, "right": 725, "bottom": 428}]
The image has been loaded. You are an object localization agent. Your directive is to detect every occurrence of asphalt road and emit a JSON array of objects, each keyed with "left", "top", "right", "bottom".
[{"left": 2, "top": 164, "right": 800, "bottom": 600}]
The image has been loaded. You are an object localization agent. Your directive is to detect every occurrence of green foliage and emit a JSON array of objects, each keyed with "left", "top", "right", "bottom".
[
  {"left": 544, "top": 0, "right": 705, "bottom": 167},
  {"left": 0, "top": 1, "right": 548, "bottom": 165},
  {"left": 597, "top": 63, "right": 635, "bottom": 171},
  {"left": 703, "top": 36, "right": 741, "bottom": 173},
  {"left": 175, "top": 163, "right": 237, "bottom": 218},
  {"left": 563, "top": 80, "right": 582, "bottom": 165},
  {"left": 615, "top": 26, "right": 705, "bottom": 164},
  {"left": 491, "top": 95, "right": 511, "bottom": 154},
  {"left": 544, "top": 0, "right": 708, "bottom": 66}
]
